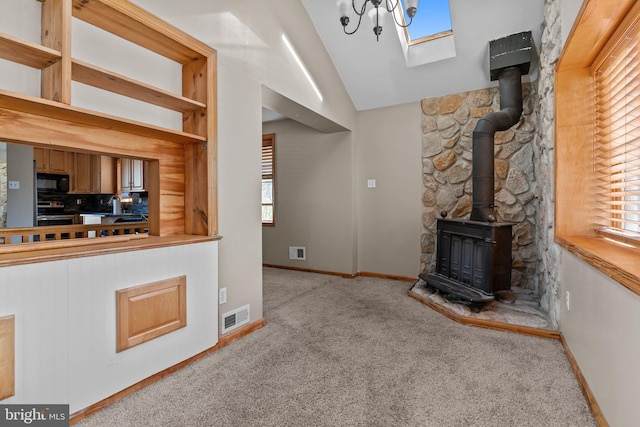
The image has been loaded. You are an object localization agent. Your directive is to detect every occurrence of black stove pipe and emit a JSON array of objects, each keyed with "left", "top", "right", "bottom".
[{"left": 470, "top": 66, "right": 523, "bottom": 222}]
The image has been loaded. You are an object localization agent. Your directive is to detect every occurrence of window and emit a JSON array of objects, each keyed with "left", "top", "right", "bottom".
[
  {"left": 594, "top": 20, "right": 640, "bottom": 242},
  {"left": 556, "top": 0, "right": 640, "bottom": 296},
  {"left": 262, "top": 134, "right": 275, "bottom": 225},
  {"left": 399, "top": 0, "right": 452, "bottom": 45}
]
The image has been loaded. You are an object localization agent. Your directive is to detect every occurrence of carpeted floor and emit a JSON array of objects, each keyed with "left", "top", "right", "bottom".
[{"left": 76, "top": 267, "right": 595, "bottom": 426}]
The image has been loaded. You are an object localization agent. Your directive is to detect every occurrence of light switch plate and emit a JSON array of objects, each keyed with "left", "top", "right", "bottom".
[
  {"left": 8, "top": 181, "right": 19, "bottom": 190},
  {"left": 367, "top": 179, "right": 376, "bottom": 188}
]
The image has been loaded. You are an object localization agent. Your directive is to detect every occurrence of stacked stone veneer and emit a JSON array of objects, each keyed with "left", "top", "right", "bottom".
[
  {"left": 534, "top": 0, "right": 563, "bottom": 328},
  {"left": 420, "top": 83, "right": 538, "bottom": 290}
]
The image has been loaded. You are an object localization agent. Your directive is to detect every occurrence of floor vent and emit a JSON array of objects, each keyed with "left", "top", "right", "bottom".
[
  {"left": 221, "top": 304, "right": 250, "bottom": 334},
  {"left": 289, "top": 246, "right": 306, "bottom": 260}
]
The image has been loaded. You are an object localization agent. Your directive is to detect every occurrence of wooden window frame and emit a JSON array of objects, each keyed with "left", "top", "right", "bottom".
[
  {"left": 556, "top": 0, "right": 640, "bottom": 296},
  {"left": 262, "top": 133, "right": 275, "bottom": 226}
]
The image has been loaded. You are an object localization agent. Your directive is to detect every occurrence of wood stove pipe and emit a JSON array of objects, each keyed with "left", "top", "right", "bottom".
[
  {"left": 470, "top": 66, "right": 523, "bottom": 222},
  {"left": 470, "top": 31, "right": 533, "bottom": 223}
]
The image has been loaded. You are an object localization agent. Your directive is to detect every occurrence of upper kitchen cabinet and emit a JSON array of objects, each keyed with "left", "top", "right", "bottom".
[
  {"left": 71, "top": 153, "right": 115, "bottom": 194},
  {"left": 34, "top": 148, "right": 72, "bottom": 174},
  {"left": 121, "top": 158, "right": 145, "bottom": 193}
]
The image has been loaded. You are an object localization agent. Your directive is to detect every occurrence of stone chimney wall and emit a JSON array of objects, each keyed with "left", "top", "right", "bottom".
[{"left": 421, "top": 83, "right": 538, "bottom": 290}]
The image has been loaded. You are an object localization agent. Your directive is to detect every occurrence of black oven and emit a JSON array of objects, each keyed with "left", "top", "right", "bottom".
[
  {"left": 36, "top": 200, "right": 79, "bottom": 226},
  {"left": 37, "top": 214, "right": 77, "bottom": 226}
]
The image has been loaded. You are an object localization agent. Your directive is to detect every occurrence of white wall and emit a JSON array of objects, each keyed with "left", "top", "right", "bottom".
[
  {"left": 355, "top": 102, "right": 423, "bottom": 278},
  {"left": 560, "top": 251, "right": 640, "bottom": 427},
  {"left": 262, "top": 120, "right": 355, "bottom": 274},
  {"left": 0, "top": 242, "right": 219, "bottom": 413}
]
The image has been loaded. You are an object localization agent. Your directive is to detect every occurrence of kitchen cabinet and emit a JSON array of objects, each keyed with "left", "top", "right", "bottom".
[
  {"left": 71, "top": 154, "right": 115, "bottom": 194},
  {"left": 34, "top": 148, "right": 72, "bottom": 174},
  {"left": 121, "top": 158, "right": 145, "bottom": 192}
]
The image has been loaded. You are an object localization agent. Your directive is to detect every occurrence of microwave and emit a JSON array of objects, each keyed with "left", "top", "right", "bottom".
[{"left": 37, "top": 173, "right": 70, "bottom": 193}]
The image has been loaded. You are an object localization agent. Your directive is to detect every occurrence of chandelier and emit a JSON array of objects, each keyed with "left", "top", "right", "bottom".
[{"left": 337, "top": 0, "right": 419, "bottom": 41}]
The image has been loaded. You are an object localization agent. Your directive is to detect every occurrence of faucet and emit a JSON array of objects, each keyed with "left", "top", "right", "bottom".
[{"left": 108, "top": 195, "right": 121, "bottom": 215}]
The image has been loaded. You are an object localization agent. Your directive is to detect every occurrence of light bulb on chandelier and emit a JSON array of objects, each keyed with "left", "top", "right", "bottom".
[{"left": 337, "top": 0, "right": 419, "bottom": 41}]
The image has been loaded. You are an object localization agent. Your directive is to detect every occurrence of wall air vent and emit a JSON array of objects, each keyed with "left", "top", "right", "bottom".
[
  {"left": 289, "top": 246, "right": 306, "bottom": 260},
  {"left": 221, "top": 304, "right": 250, "bottom": 334}
]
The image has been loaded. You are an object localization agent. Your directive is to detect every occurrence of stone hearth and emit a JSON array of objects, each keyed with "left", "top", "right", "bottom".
[{"left": 411, "top": 278, "right": 553, "bottom": 330}]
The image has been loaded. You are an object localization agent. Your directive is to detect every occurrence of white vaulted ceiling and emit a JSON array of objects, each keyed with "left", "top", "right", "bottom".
[{"left": 301, "top": 0, "right": 545, "bottom": 111}]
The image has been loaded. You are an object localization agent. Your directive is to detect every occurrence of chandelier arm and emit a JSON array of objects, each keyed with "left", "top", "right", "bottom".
[
  {"left": 384, "top": 0, "right": 401, "bottom": 12},
  {"left": 351, "top": 0, "right": 368, "bottom": 17},
  {"left": 343, "top": 9, "right": 366, "bottom": 35},
  {"left": 391, "top": 13, "right": 413, "bottom": 28}
]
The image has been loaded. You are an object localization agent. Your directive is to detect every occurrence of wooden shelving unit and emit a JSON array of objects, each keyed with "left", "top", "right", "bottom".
[
  {"left": 0, "top": 0, "right": 217, "bottom": 240},
  {"left": 71, "top": 60, "right": 206, "bottom": 112},
  {"left": 0, "top": 89, "right": 204, "bottom": 144},
  {"left": 0, "top": 32, "right": 61, "bottom": 68}
]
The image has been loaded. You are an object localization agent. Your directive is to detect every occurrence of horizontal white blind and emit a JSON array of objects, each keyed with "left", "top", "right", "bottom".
[
  {"left": 262, "top": 135, "right": 274, "bottom": 180},
  {"left": 594, "top": 18, "right": 640, "bottom": 235}
]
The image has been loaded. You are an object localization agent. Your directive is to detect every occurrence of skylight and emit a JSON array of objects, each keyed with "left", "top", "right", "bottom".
[{"left": 400, "top": 0, "right": 452, "bottom": 44}]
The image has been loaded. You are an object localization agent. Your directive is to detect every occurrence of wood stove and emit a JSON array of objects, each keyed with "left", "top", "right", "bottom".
[
  {"left": 420, "top": 217, "right": 512, "bottom": 303},
  {"left": 421, "top": 32, "right": 534, "bottom": 304}
]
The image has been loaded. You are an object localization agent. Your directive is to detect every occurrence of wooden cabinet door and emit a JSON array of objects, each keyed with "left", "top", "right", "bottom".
[
  {"left": 120, "top": 158, "right": 145, "bottom": 192},
  {"left": 121, "top": 158, "right": 132, "bottom": 192},
  {"left": 92, "top": 155, "right": 115, "bottom": 194},
  {"left": 49, "top": 150, "right": 69, "bottom": 174},
  {"left": 131, "top": 159, "right": 145, "bottom": 191},
  {"left": 73, "top": 153, "right": 92, "bottom": 194},
  {"left": 34, "top": 148, "right": 48, "bottom": 173}
]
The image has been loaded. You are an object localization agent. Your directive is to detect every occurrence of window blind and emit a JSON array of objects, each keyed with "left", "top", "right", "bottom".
[
  {"left": 262, "top": 136, "right": 274, "bottom": 180},
  {"left": 262, "top": 134, "right": 275, "bottom": 225},
  {"left": 594, "top": 17, "right": 640, "bottom": 237}
]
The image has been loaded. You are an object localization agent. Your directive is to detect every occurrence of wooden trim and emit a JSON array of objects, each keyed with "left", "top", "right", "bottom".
[
  {"left": 560, "top": 336, "right": 609, "bottom": 427},
  {"left": 263, "top": 264, "right": 357, "bottom": 279},
  {"left": 41, "top": 0, "right": 72, "bottom": 104},
  {"left": 408, "top": 289, "right": 561, "bottom": 340},
  {"left": 116, "top": 276, "right": 187, "bottom": 352},
  {"left": 71, "top": 59, "right": 206, "bottom": 112},
  {"left": 0, "top": 32, "right": 61, "bottom": 69},
  {"left": 263, "top": 264, "right": 417, "bottom": 282},
  {"left": 70, "top": 0, "right": 213, "bottom": 63},
  {"left": 557, "top": 0, "right": 635, "bottom": 72},
  {"left": 0, "top": 235, "right": 220, "bottom": 269},
  {"left": 555, "top": 0, "right": 640, "bottom": 298},
  {"left": 0, "top": 315, "right": 15, "bottom": 400},
  {"left": 0, "top": 90, "right": 205, "bottom": 144},
  {"left": 357, "top": 271, "right": 416, "bottom": 282},
  {"left": 556, "top": 236, "right": 640, "bottom": 297},
  {"left": 0, "top": 231, "right": 148, "bottom": 254},
  {"left": 69, "top": 318, "right": 265, "bottom": 425}
]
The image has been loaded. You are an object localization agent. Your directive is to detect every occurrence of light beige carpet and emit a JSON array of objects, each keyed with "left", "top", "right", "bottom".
[{"left": 76, "top": 267, "right": 595, "bottom": 426}]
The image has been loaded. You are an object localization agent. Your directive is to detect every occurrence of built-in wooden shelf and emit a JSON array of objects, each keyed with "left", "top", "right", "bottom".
[
  {"left": 72, "top": 59, "right": 206, "bottom": 112},
  {"left": 71, "top": 0, "right": 211, "bottom": 63},
  {"left": 0, "top": 90, "right": 205, "bottom": 144},
  {"left": 0, "top": 32, "right": 61, "bottom": 69}
]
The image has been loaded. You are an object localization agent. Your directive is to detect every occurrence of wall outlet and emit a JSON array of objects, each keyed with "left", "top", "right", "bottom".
[
  {"left": 8, "top": 181, "right": 19, "bottom": 190},
  {"left": 219, "top": 287, "right": 227, "bottom": 305},
  {"left": 566, "top": 291, "right": 571, "bottom": 311}
]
